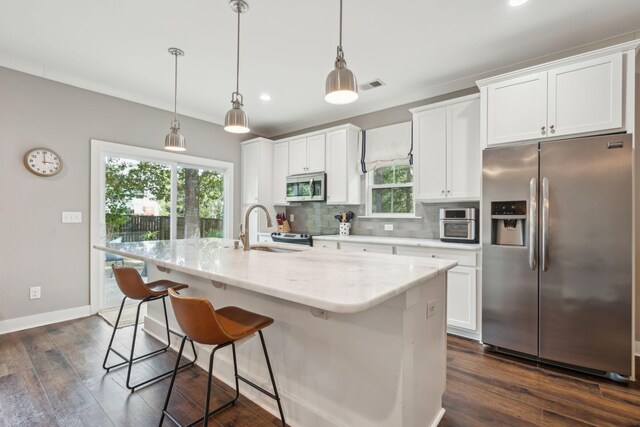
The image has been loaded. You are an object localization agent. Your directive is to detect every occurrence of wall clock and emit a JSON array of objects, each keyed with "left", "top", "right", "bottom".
[{"left": 23, "top": 148, "right": 63, "bottom": 177}]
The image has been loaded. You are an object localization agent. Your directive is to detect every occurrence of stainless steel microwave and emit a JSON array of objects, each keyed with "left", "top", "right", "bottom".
[
  {"left": 439, "top": 208, "right": 478, "bottom": 243},
  {"left": 286, "top": 173, "right": 326, "bottom": 202}
]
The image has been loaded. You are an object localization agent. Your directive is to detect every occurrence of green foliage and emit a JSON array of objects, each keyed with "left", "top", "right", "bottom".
[
  {"left": 104, "top": 157, "right": 224, "bottom": 240},
  {"left": 371, "top": 164, "right": 414, "bottom": 214}
]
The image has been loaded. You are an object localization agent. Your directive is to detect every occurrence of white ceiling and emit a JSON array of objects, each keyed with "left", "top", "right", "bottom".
[{"left": 1, "top": 0, "right": 639, "bottom": 137}]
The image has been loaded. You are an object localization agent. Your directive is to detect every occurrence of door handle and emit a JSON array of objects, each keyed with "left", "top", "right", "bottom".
[
  {"left": 541, "top": 177, "right": 549, "bottom": 272},
  {"left": 529, "top": 177, "right": 537, "bottom": 270},
  {"left": 309, "top": 179, "right": 315, "bottom": 197}
]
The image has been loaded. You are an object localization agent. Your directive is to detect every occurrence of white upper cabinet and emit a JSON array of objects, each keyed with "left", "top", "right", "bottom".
[
  {"left": 411, "top": 94, "right": 481, "bottom": 202},
  {"left": 272, "top": 141, "right": 289, "bottom": 205},
  {"left": 487, "top": 72, "right": 547, "bottom": 145},
  {"left": 325, "top": 126, "right": 361, "bottom": 205},
  {"left": 478, "top": 46, "right": 631, "bottom": 147},
  {"left": 241, "top": 140, "right": 261, "bottom": 205},
  {"left": 414, "top": 107, "right": 447, "bottom": 200},
  {"left": 241, "top": 138, "right": 274, "bottom": 206},
  {"left": 447, "top": 99, "right": 481, "bottom": 200},
  {"left": 288, "top": 134, "right": 326, "bottom": 175},
  {"left": 548, "top": 53, "right": 622, "bottom": 138}
]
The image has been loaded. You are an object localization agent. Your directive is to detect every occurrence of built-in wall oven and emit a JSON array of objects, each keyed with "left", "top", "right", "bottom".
[
  {"left": 285, "top": 173, "right": 326, "bottom": 202},
  {"left": 439, "top": 208, "right": 478, "bottom": 243}
]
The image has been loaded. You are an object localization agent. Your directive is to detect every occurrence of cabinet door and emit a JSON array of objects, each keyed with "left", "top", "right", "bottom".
[
  {"left": 307, "top": 134, "right": 326, "bottom": 173},
  {"left": 447, "top": 99, "right": 481, "bottom": 199},
  {"left": 325, "top": 129, "right": 348, "bottom": 204},
  {"left": 548, "top": 53, "right": 623, "bottom": 138},
  {"left": 289, "top": 138, "right": 308, "bottom": 175},
  {"left": 414, "top": 108, "right": 447, "bottom": 200},
  {"left": 272, "top": 142, "right": 289, "bottom": 205},
  {"left": 447, "top": 266, "right": 477, "bottom": 331},
  {"left": 487, "top": 72, "right": 547, "bottom": 146},
  {"left": 241, "top": 142, "right": 260, "bottom": 204}
]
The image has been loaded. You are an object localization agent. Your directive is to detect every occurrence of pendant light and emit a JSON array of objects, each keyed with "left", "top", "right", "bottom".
[
  {"left": 224, "top": 0, "right": 250, "bottom": 134},
  {"left": 165, "top": 47, "right": 186, "bottom": 151},
  {"left": 325, "top": 0, "right": 358, "bottom": 105}
]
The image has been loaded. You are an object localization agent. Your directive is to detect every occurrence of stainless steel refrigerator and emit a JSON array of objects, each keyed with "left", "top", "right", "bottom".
[{"left": 482, "top": 134, "right": 633, "bottom": 379}]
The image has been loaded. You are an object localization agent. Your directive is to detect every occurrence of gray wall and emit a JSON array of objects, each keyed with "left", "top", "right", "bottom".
[{"left": 0, "top": 66, "right": 247, "bottom": 322}]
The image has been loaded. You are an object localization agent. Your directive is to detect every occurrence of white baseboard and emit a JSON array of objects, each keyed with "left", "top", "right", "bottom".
[
  {"left": 0, "top": 305, "right": 91, "bottom": 335},
  {"left": 447, "top": 326, "right": 481, "bottom": 341},
  {"left": 430, "top": 408, "right": 446, "bottom": 427}
]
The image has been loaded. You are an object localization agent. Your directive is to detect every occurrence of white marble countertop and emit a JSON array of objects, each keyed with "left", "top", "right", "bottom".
[
  {"left": 95, "top": 238, "right": 457, "bottom": 314},
  {"left": 313, "top": 234, "right": 481, "bottom": 251}
]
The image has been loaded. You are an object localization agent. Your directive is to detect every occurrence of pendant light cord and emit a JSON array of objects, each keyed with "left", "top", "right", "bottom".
[
  {"left": 236, "top": 9, "right": 241, "bottom": 95},
  {"left": 339, "top": 0, "right": 343, "bottom": 49},
  {"left": 173, "top": 51, "right": 178, "bottom": 122}
]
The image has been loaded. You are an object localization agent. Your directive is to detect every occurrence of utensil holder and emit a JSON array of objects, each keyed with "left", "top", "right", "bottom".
[{"left": 339, "top": 222, "right": 351, "bottom": 236}]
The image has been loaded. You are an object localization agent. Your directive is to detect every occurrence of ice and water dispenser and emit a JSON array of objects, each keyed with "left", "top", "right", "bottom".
[{"left": 491, "top": 201, "right": 527, "bottom": 246}]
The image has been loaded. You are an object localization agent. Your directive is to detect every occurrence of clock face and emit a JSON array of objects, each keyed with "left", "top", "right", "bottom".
[{"left": 23, "top": 148, "right": 63, "bottom": 176}]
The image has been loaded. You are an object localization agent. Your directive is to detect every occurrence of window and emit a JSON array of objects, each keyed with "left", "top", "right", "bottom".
[{"left": 368, "top": 163, "right": 414, "bottom": 216}]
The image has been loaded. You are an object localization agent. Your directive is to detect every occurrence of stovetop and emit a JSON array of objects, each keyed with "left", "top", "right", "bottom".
[{"left": 270, "top": 232, "right": 313, "bottom": 246}]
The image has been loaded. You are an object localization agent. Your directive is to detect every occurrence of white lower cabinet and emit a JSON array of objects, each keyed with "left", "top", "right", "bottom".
[
  {"left": 386, "top": 244, "right": 480, "bottom": 339},
  {"left": 445, "top": 266, "right": 477, "bottom": 331}
]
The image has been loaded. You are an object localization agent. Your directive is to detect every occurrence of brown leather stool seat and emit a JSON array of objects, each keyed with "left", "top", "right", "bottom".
[
  {"left": 160, "top": 289, "right": 285, "bottom": 427},
  {"left": 102, "top": 266, "right": 197, "bottom": 392}
]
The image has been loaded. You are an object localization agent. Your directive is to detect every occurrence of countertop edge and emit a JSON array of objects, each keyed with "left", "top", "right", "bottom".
[
  {"left": 94, "top": 244, "right": 458, "bottom": 314},
  {"left": 311, "top": 235, "right": 481, "bottom": 251}
]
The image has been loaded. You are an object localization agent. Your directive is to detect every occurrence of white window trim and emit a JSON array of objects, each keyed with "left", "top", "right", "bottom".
[
  {"left": 365, "top": 165, "right": 417, "bottom": 218},
  {"left": 89, "top": 139, "right": 234, "bottom": 313}
]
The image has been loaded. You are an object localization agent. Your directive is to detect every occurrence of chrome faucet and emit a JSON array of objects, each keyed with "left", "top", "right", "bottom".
[{"left": 239, "top": 204, "right": 273, "bottom": 251}]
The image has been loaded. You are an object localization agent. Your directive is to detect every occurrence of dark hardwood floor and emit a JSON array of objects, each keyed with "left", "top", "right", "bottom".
[{"left": 1, "top": 315, "right": 640, "bottom": 426}]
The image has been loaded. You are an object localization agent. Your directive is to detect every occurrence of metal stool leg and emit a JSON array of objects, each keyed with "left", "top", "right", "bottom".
[
  {"left": 159, "top": 335, "right": 187, "bottom": 427},
  {"left": 103, "top": 294, "right": 197, "bottom": 392},
  {"left": 103, "top": 296, "right": 127, "bottom": 371},
  {"left": 259, "top": 330, "right": 286, "bottom": 427}
]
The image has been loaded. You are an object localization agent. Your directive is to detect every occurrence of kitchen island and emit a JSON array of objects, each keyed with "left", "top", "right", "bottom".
[{"left": 95, "top": 238, "right": 457, "bottom": 427}]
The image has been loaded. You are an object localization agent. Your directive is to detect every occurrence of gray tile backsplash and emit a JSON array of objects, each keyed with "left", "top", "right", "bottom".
[{"left": 284, "top": 201, "right": 479, "bottom": 239}]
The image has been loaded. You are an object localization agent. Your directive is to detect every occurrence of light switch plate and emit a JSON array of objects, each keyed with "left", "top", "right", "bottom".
[
  {"left": 427, "top": 300, "right": 437, "bottom": 318},
  {"left": 30, "top": 286, "right": 41, "bottom": 300},
  {"left": 289, "top": 214, "right": 294, "bottom": 222},
  {"left": 384, "top": 224, "right": 394, "bottom": 231},
  {"left": 62, "top": 212, "right": 82, "bottom": 223}
]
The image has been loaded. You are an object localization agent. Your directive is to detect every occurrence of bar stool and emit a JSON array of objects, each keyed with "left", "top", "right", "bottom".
[
  {"left": 160, "top": 288, "right": 286, "bottom": 427},
  {"left": 103, "top": 266, "right": 197, "bottom": 392}
]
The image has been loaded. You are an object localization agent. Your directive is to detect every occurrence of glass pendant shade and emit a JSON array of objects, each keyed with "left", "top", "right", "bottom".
[
  {"left": 325, "top": 58, "right": 358, "bottom": 105},
  {"left": 224, "top": 98, "right": 250, "bottom": 133},
  {"left": 165, "top": 120, "right": 186, "bottom": 151}
]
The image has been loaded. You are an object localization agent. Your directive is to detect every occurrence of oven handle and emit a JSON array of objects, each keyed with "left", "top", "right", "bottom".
[
  {"left": 309, "top": 179, "right": 314, "bottom": 197},
  {"left": 529, "top": 177, "right": 537, "bottom": 270}
]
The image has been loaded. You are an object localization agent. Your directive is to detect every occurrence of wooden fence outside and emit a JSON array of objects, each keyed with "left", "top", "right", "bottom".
[{"left": 113, "top": 215, "right": 223, "bottom": 242}]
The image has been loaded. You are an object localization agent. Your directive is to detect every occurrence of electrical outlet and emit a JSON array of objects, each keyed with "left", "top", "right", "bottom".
[
  {"left": 384, "top": 224, "right": 394, "bottom": 231},
  {"left": 62, "top": 212, "right": 82, "bottom": 223},
  {"left": 289, "top": 214, "right": 294, "bottom": 222},
  {"left": 427, "top": 300, "right": 437, "bottom": 318},
  {"left": 30, "top": 286, "right": 41, "bottom": 300}
]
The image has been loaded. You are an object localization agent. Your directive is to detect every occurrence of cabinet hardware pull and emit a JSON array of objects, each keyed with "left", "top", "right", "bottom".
[
  {"left": 550, "top": 125, "right": 555, "bottom": 134},
  {"left": 541, "top": 126, "right": 546, "bottom": 135}
]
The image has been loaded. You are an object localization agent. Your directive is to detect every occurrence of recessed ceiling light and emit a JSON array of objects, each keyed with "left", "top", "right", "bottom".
[
  {"left": 260, "top": 94, "right": 271, "bottom": 101},
  {"left": 509, "top": 0, "right": 528, "bottom": 6}
]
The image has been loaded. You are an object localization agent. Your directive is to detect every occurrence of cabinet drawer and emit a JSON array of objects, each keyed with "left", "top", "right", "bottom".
[
  {"left": 395, "top": 245, "right": 477, "bottom": 267},
  {"left": 339, "top": 242, "right": 394, "bottom": 254},
  {"left": 314, "top": 241, "right": 338, "bottom": 250}
]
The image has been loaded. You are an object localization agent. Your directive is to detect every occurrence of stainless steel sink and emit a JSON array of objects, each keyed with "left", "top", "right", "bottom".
[{"left": 250, "top": 244, "right": 309, "bottom": 253}]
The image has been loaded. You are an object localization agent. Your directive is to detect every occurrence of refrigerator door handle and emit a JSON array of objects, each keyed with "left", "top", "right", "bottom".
[
  {"left": 541, "top": 177, "right": 549, "bottom": 272},
  {"left": 529, "top": 177, "right": 537, "bottom": 270}
]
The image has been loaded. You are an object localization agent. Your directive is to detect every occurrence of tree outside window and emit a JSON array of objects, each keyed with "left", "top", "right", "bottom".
[{"left": 369, "top": 164, "right": 414, "bottom": 215}]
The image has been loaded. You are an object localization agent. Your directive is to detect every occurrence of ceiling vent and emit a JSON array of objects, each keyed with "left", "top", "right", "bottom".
[{"left": 359, "top": 79, "right": 386, "bottom": 91}]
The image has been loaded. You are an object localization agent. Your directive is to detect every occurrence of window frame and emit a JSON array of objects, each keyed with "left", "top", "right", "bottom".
[
  {"left": 366, "top": 163, "right": 416, "bottom": 218},
  {"left": 90, "top": 139, "right": 234, "bottom": 313}
]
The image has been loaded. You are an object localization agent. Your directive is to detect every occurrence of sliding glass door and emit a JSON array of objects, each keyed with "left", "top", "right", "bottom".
[{"left": 91, "top": 140, "right": 234, "bottom": 311}]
